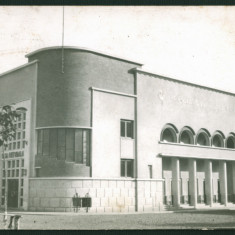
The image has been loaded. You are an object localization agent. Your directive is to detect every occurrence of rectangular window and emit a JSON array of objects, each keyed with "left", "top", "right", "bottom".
[
  {"left": 16, "top": 160, "right": 19, "bottom": 167},
  {"left": 9, "top": 143, "right": 12, "bottom": 150},
  {"left": 20, "top": 198, "right": 23, "bottom": 207},
  {"left": 17, "top": 141, "right": 21, "bottom": 149},
  {"left": 37, "top": 130, "right": 43, "bottom": 155},
  {"left": 23, "top": 122, "right": 26, "bottom": 130},
  {"left": 8, "top": 161, "right": 11, "bottom": 168},
  {"left": 148, "top": 165, "right": 153, "bottom": 179},
  {"left": 120, "top": 120, "right": 134, "bottom": 138},
  {"left": 12, "top": 170, "right": 15, "bottom": 177},
  {"left": 58, "top": 129, "right": 66, "bottom": 160},
  {"left": 75, "top": 129, "right": 83, "bottom": 163},
  {"left": 21, "top": 179, "right": 24, "bottom": 186},
  {"left": 21, "top": 159, "right": 24, "bottom": 167},
  {"left": 16, "top": 169, "right": 19, "bottom": 177},
  {"left": 121, "top": 159, "right": 134, "bottom": 178},
  {"left": 43, "top": 129, "right": 50, "bottom": 156},
  {"left": 66, "top": 129, "right": 75, "bottom": 162},
  {"left": 13, "top": 142, "right": 16, "bottom": 150},
  {"left": 12, "top": 160, "right": 15, "bottom": 168},
  {"left": 49, "top": 129, "right": 57, "bottom": 158},
  {"left": 17, "top": 132, "right": 21, "bottom": 140},
  {"left": 2, "top": 180, "right": 5, "bottom": 187},
  {"left": 23, "top": 113, "right": 26, "bottom": 121},
  {"left": 18, "top": 123, "right": 21, "bottom": 129}
]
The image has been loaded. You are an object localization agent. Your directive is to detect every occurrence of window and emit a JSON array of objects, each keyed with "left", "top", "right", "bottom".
[
  {"left": 196, "top": 132, "right": 210, "bottom": 146},
  {"left": 37, "top": 128, "right": 91, "bottom": 165},
  {"left": 226, "top": 136, "right": 235, "bottom": 149},
  {"left": 121, "top": 159, "right": 133, "bottom": 177},
  {"left": 148, "top": 165, "right": 153, "bottom": 179},
  {"left": 121, "top": 120, "right": 134, "bottom": 138}
]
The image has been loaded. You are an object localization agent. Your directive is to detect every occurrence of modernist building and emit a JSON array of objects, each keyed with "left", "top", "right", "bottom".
[{"left": 0, "top": 46, "right": 235, "bottom": 212}]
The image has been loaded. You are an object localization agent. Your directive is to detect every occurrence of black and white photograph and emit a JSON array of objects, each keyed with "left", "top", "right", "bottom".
[{"left": 0, "top": 6, "right": 235, "bottom": 230}]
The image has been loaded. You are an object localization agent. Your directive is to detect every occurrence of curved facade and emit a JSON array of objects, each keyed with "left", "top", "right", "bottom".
[{"left": 0, "top": 46, "right": 235, "bottom": 213}]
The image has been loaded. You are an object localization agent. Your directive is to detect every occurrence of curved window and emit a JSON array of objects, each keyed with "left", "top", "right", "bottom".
[
  {"left": 212, "top": 134, "right": 224, "bottom": 148},
  {"left": 179, "top": 127, "right": 194, "bottom": 145},
  {"left": 161, "top": 128, "right": 177, "bottom": 143},
  {"left": 37, "top": 128, "right": 91, "bottom": 165},
  {"left": 226, "top": 135, "right": 235, "bottom": 149},
  {"left": 196, "top": 131, "right": 210, "bottom": 146}
]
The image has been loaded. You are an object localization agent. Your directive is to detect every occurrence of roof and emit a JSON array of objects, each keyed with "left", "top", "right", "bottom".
[
  {"left": 25, "top": 46, "right": 144, "bottom": 66},
  {"left": 134, "top": 67, "right": 235, "bottom": 97}
]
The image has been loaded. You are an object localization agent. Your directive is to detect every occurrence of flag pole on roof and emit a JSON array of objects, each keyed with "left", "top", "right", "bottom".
[{"left": 61, "top": 5, "right": 65, "bottom": 74}]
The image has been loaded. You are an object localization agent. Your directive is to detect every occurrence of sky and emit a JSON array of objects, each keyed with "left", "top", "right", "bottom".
[{"left": 0, "top": 6, "right": 235, "bottom": 93}]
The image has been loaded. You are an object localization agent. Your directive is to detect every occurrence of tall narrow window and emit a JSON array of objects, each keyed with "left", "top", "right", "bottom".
[
  {"left": 120, "top": 120, "right": 134, "bottom": 138},
  {"left": 121, "top": 159, "right": 133, "bottom": 178},
  {"left": 148, "top": 165, "right": 153, "bottom": 179}
]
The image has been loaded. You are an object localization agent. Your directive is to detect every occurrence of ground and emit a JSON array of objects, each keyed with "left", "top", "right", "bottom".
[{"left": 0, "top": 209, "right": 235, "bottom": 230}]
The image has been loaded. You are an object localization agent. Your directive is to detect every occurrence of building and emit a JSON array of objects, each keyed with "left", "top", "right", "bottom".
[{"left": 0, "top": 46, "right": 235, "bottom": 212}]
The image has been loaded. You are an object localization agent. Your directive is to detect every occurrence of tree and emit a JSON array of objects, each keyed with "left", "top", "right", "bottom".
[{"left": 0, "top": 105, "right": 26, "bottom": 229}]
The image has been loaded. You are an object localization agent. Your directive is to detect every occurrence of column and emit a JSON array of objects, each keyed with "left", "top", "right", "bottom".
[
  {"left": 189, "top": 159, "right": 197, "bottom": 207},
  {"left": 232, "top": 162, "right": 235, "bottom": 203},
  {"left": 205, "top": 160, "right": 213, "bottom": 206},
  {"left": 219, "top": 161, "right": 228, "bottom": 206},
  {"left": 172, "top": 158, "right": 180, "bottom": 207}
]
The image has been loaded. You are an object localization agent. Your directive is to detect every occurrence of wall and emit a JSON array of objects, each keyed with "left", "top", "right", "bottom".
[
  {"left": 92, "top": 91, "right": 135, "bottom": 178},
  {"left": 0, "top": 63, "right": 37, "bottom": 210},
  {"left": 137, "top": 71, "right": 235, "bottom": 180},
  {"left": 28, "top": 49, "right": 139, "bottom": 128},
  {"left": 29, "top": 178, "right": 136, "bottom": 213}
]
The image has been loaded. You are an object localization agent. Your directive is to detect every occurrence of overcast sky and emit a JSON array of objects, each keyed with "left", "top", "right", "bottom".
[{"left": 0, "top": 6, "right": 235, "bottom": 93}]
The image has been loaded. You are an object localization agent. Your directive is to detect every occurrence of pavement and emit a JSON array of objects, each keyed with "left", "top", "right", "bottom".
[{"left": 0, "top": 208, "right": 235, "bottom": 230}]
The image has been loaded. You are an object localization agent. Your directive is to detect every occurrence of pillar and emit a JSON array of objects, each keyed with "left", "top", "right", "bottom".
[
  {"left": 205, "top": 160, "right": 213, "bottom": 206},
  {"left": 219, "top": 161, "right": 228, "bottom": 206},
  {"left": 172, "top": 158, "right": 180, "bottom": 207},
  {"left": 189, "top": 159, "right": 197, "bottom": 207},
  {"left": 232, "top": 162, "right": 235, "bottom": 203}
]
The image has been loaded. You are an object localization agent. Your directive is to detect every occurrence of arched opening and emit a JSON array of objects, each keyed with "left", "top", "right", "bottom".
[
  {"left": 212, "top": 134, "right": 224, "bottom": 148},
  {"left": 196, "top": 132, "right": 210, "bottom": 146},
  {"left": 161, "top": 128, "right": 177, "bottom": 143},
  {"left": 179, "top": 127, "right": 194, "bottom": 145},
  {"left": 226, "top": 136, "right": 235, "bottom": 149}
]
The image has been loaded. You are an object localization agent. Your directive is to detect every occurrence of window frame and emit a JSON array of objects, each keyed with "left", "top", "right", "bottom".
[
  {"left": 120, "top": 119, "right": 134, "bottom": 139},
  {"left": 120, "top": 159, "right": 134, "bottom": 178}
]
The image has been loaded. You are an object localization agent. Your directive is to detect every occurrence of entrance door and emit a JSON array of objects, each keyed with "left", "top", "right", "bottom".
[{"left": 8, "top": 179, "right": 18, "bottom": 208}]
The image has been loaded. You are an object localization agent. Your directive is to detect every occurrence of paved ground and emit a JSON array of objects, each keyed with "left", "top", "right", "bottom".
[{"left": 0, "top": 209, "right": 235, "bottom": 230}]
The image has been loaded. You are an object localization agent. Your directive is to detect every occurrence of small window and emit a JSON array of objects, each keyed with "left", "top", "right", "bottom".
[
  {"left": 148, "top": 165, "right": 153, "bottom": 179},
  {"left": 35, "top": 168, "right": 40, "bottom": 177},
  {"left": 17, "top": 132, "right": 21, "bottom": 140},
  {"left": 121, "top": 159, "right": 134, "bottom": 177},
  {"left": 120, "top": 120, "right": 134, "bottom": 138},
  {"left": 20, "top": 198, "right": 23, "bottom": 207}
]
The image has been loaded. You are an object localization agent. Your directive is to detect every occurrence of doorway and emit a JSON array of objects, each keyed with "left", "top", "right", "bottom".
[{"left": 7, "top": 179, "right": 18, "bottom": 208}]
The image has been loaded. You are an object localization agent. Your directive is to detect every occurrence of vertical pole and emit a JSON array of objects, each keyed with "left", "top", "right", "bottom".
[
  {"left": 61, "top": 5, "right": 65, "bottom": 74},
  {"left": 3, "top": 145, "right": 8, "bottom": 229}
]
